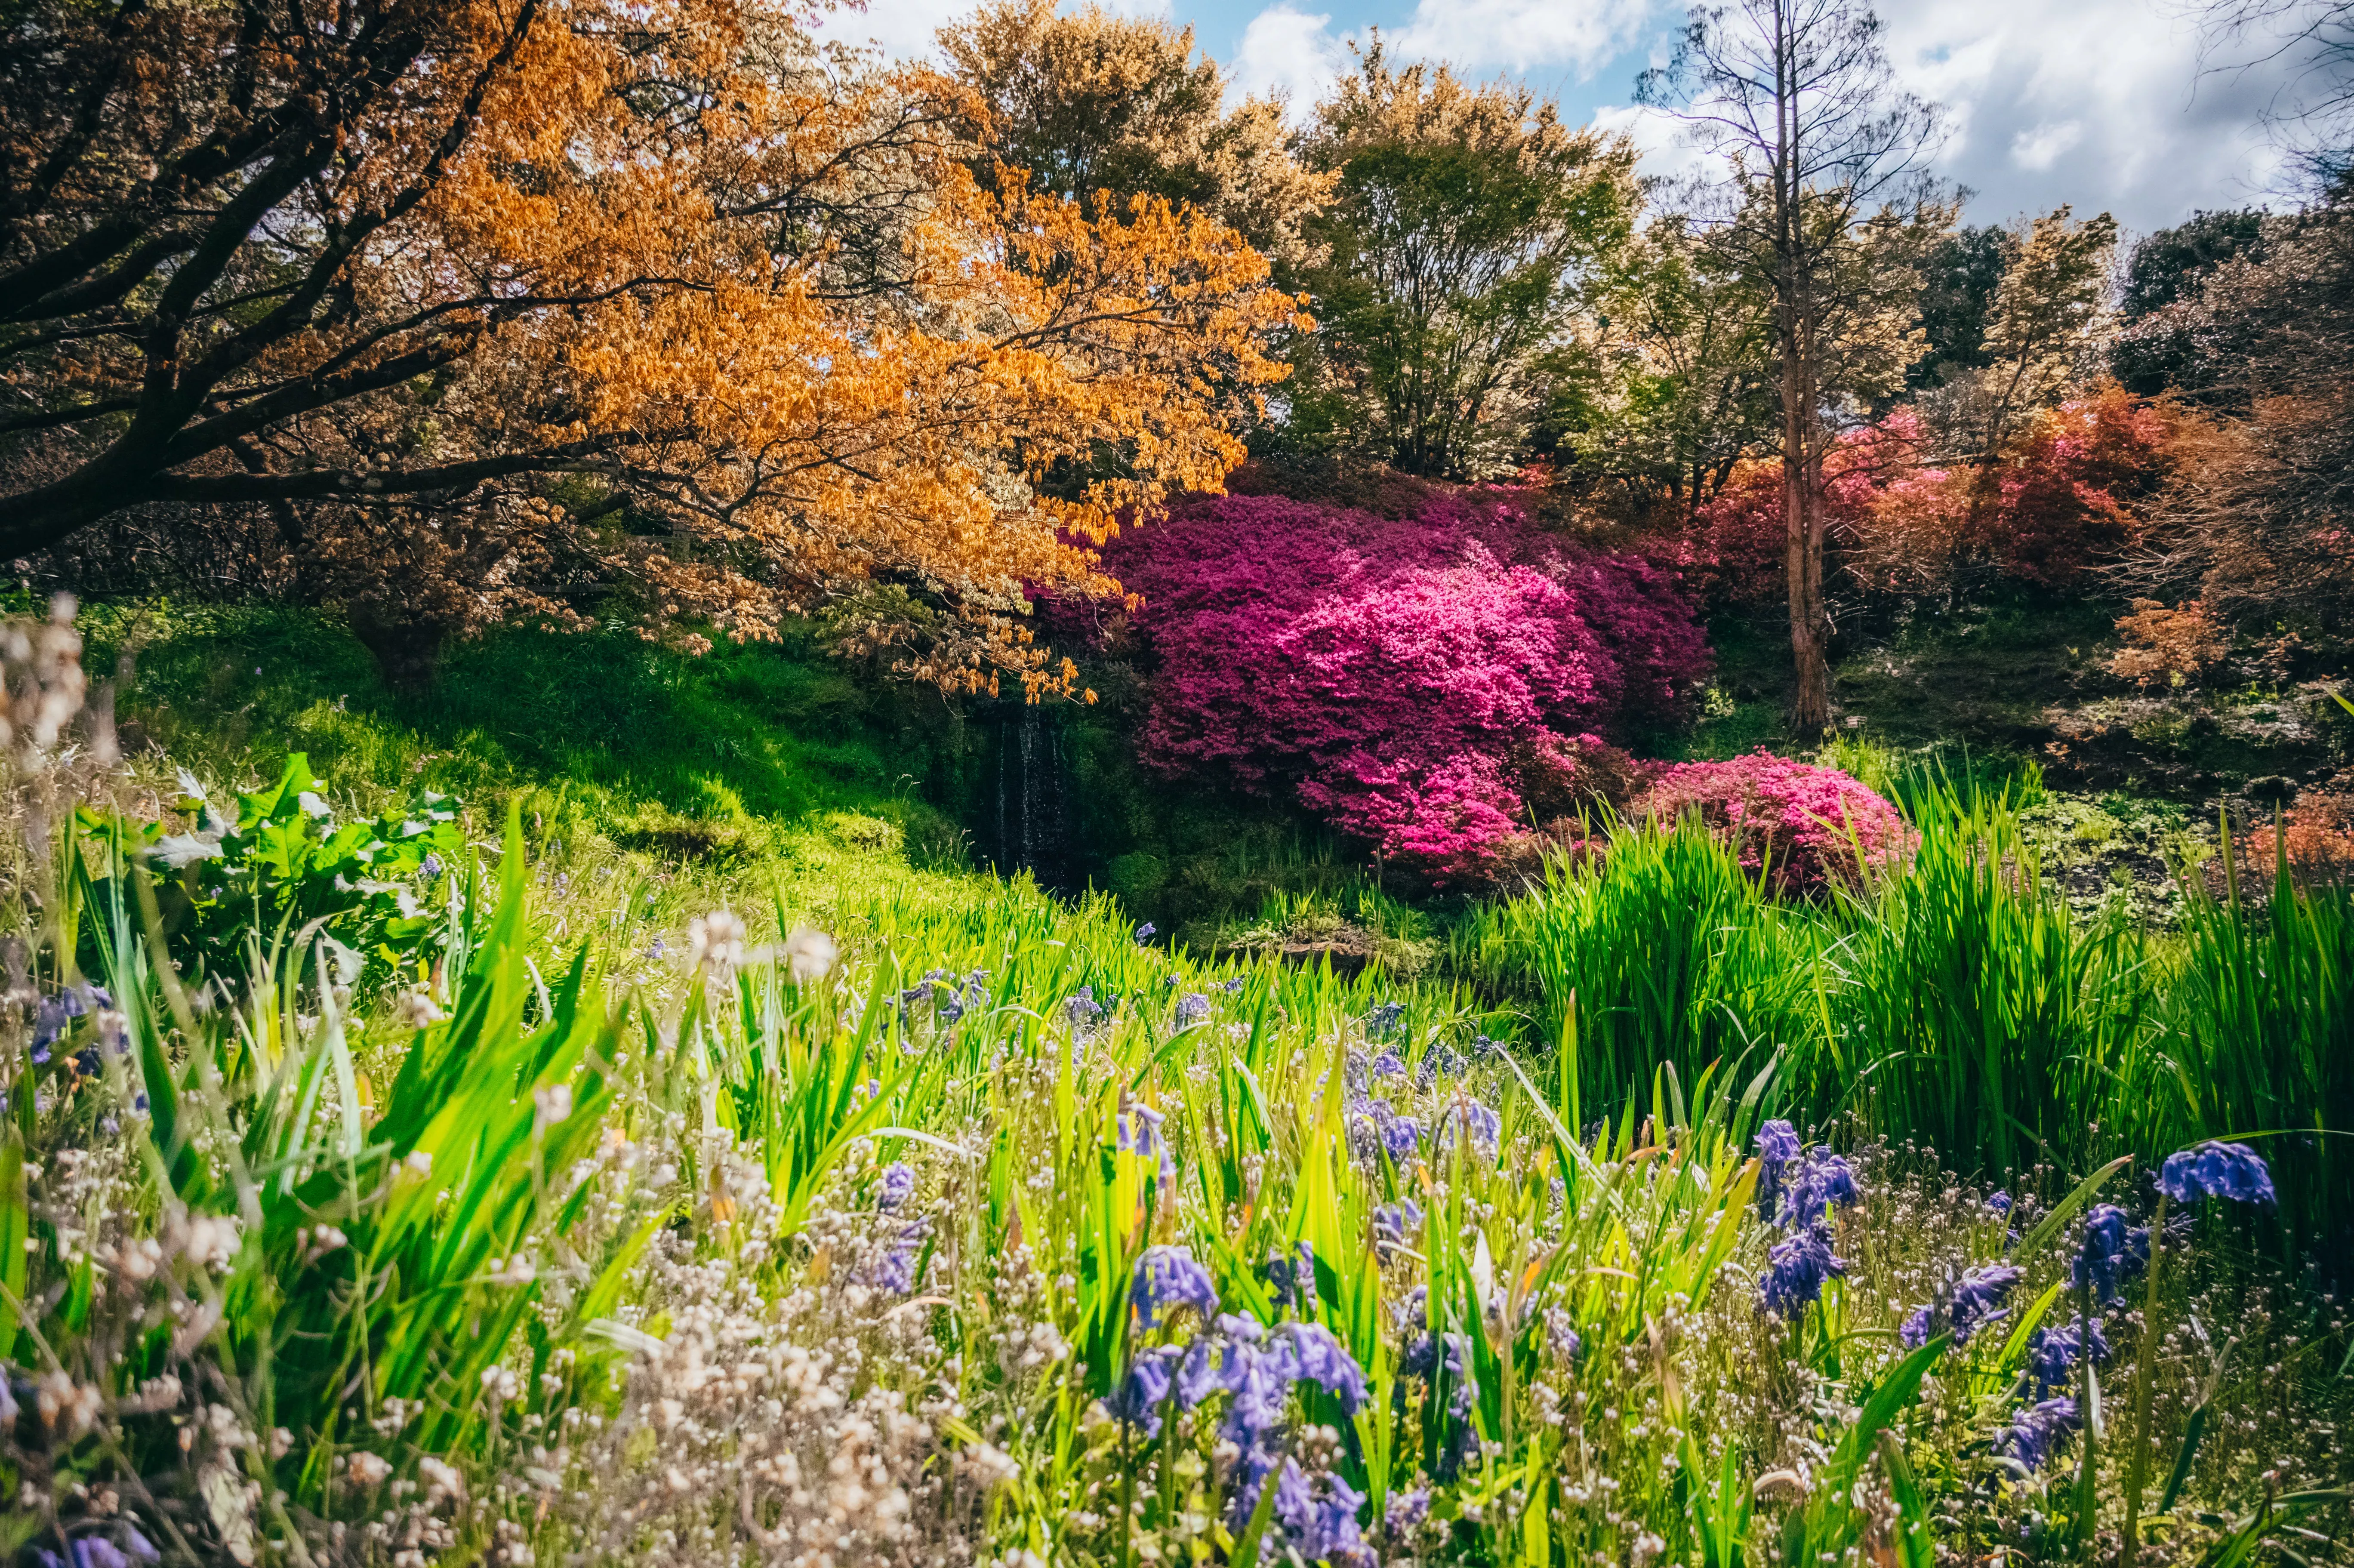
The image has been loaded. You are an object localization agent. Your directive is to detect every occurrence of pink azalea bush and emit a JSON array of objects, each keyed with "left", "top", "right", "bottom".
[
  {"left": 1106, "top": 491, "right": 1709, "bottom": 881},
  {"left": 1630, "top": 751, "right": 1916, "bottom": 894}
]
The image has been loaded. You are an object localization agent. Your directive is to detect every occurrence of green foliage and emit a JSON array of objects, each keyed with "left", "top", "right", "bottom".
[
  {"left": 1287, "top": 44, "right": 1638, "bottom": 478},
  {"left": 81, "top": 754, "right": 462, "bottom": 995}
]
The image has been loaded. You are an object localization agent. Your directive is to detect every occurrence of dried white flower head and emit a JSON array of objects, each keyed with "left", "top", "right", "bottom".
[
  {"left": 783, "top": 925, "right": 838, "bottom": 984},
  {"left": 688, "top": 909, "right": 748, "bottom": 972},
  {"left": 348, "top": 1451, "right": 393, "bottom": 1487},
  {"left": 395, "top": 987, "right": 447, "bottom": 1030},
  {"left": 533, "top": 1082, "right": 574, "bottom": 1131}
]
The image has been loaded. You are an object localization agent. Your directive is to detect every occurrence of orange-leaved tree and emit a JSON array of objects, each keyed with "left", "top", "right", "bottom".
[{"left": 0, "top": 0, "right": 1302, "bottom": 689}]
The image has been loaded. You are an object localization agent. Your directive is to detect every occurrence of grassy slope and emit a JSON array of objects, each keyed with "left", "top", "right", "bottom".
[{"left": 76, "top": 601, "right": 991, "bottom": 927}]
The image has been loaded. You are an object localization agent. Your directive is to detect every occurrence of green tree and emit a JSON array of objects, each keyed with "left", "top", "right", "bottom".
[
  {"left": 1907, "top": 223, "right": 2007, "bottom": 391},
  {"left": 1974, "top": 206, "right": 2119, "bottom": 452},
  {"left": 1285, "top": 40, "right": 1639, "bottom": 479},
  {"left": 1639, "top": 0, "right": 1946, "bottom": 733},
  {"left": 1539, "top": 213, "right": 1779, "bottom": 520},
  {"left": 2111, "top": 207, "right": 2269, "bottom": 396},
  {"left": 938, "top": 0, "right": 1331, "bottom": 270}
]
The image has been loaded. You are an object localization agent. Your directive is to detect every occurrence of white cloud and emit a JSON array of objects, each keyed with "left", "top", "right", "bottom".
[
  {"left": 1386, "top": 0, "right": 1657, "bottom": 76},
  {"left": 2008, "top": 120, "right": 2084, "bottom": 171},
  {"left": 817, "top": 0, "right": 1172, "bottom": 64},
  {"left": 1878, "top": 0, "right": 2290, "bottom": 229},
  {"left": 1232, "top": 3, "right": 1351, "bottom": 113}
]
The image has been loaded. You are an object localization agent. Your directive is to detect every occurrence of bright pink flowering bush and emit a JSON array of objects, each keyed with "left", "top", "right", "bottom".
[
  {"left": 1107, "top": 491, "right": 1709, "bottom": 881},
  {"left": 1630, "top": 751, "right": 1915, "bottom": 894}
]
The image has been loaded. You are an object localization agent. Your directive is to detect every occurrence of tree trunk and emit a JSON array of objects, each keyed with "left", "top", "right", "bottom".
[
  {"left": 348, "top": 607, "right": 456, "bottom": 696},
  {"left": 1781, "top": 321, "right": 1831, "bottom": 738}
]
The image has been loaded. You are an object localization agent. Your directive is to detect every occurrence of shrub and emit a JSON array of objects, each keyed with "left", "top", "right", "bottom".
[
  {"left": 1673, "top": 415, "right": 1923, "bottom": 606},
  {"left": 1670, "top": 393, "right": 2180, "bottom": 603},
  {"left": 1108, "top": 491, "right": 1707, "bottom": 881},
  {"left": 1975, "top": 385, "right": 2180, "bottom": 587},
  {"left": 2107, "top": 598, "right": 2227, "bottom": 688},
  {"left": 1630, "top": 750, "right": 1914, "bottom": 894}
]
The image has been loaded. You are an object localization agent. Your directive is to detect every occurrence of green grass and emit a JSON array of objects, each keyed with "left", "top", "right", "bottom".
[{"left": 72, "top": 601, "right": 988, "bottom": 923}]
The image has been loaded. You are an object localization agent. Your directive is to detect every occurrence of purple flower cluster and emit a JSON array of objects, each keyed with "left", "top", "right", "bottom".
[
  {"left": 1777, "top": 1147, "right": 1860, "bottom": 1228},
  {"left": 1754, "top": 1120, "right": 1802, "bottom": 1218},
  {"left": 2025, "top": 1319, "right": 2112, "bottom": 1398},
  {"left": 1118, "top": 1098, "right": 1178, "bottom": 1182},
  {"left": 861, "top": 1223, "right": 927, "bottom": 1295},
  {"left": 1105, "top": 1308, "right": 1375, "bottom": 1559},
  {"left": 1263, "top": 1241, "right": 1319, "bottom": 1315},
  {"left": 876, "top": 1162, "right": 915, "bottom": 1211},
  {"left": 1372, "top": 1199, "right": 1423, "bottom": 1249},
  {"left": 1899, "top": 1263, "right": 2025, "bottom": 1349},
  {"left": 1175, "top": 992, "right": 1211, "bottom": 1027},
  {"left": 1133, "top": 1246, "right": 1220, "bottom": 1328},
  {"left": 1761, "top": 1223, "right": 1847, "bottom": 1319},
  {"left": 2072, "top": 1204, "right": 2151, "bottom": 1306},
  {"left": 30, "top": 982, "right": 111, "bottom": 1063},
  {"left": 32, "top": 1530, "right": 158, "bottom": 1568},
  {"left": 1437, "top": 1097, "right": 1501, "bottom": 1153},
  {"left": 1273, "top": 1459, "right": 1369, "bottom": 1565},
  {"left": 1995, "top": 1396, "right": 2082, "bottom": 1473},
  {"left": 2159, "top": 1141, "right": 2275, "bottom": 1206}
]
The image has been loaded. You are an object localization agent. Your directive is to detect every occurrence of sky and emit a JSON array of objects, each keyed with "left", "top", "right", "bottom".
[{"left": 823, "top": 0, "right": 2311, "bottom": 237}]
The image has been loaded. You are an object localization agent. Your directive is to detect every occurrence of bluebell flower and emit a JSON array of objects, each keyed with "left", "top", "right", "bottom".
[
  {"left": 1109, "top": 1345, "right": 1182, "bottom": 1436},
  {"left": 120, "top": 1528, "right": 157, "bottom": 1565},
  {"left": 1133, "top": 922, "right": 1157, "bottom": 944},
  {"left": 1174, "top": 1336, "right": 1228, "bottom": 1410},
  {"left": 1987, "top": 1189, "right": 2013, "bottom": 1217},
  {"left": 1370, "top": 1050, "right": 1405, "bottom": 1079},
  {"left": 1384, "top": 1488, "right": 1431, "bottom": 1532},
  {"left": 876, "top": 1162, "right": 915, "bottom": 1211},
  {"left": 1761, "top": 1223, "right": 1846, "bottom": 1319},
  {"left": 1438, "top": 1098, "right": 1500, "bottom": 1152},
  {"left": 73, "top": 1047, "right": 101, "bottom": 1079},
  {"left": 2073, "top": 1204, "right": 2150, "bottom": 1306},
  {"left": 1218, "top": 976, "right": 1245, "bottom": 994},
  {"left": 1219, "top": 1342, "right": 1291, "bottom": 1454},
  {"left": 1273, "top": 1460, "right": 1367, "bottom": 1564},
  {"left": 1133, "top": 1246, "right": 1219, "bottom": 1328},
  {"left": 1778, "top": 1149, "right": 1860, "bottom": 1228},
  {"left": 862, "top": 1224, "right": 926, "bottom": 1294},
  {"left": 2025, "top": 1320, "right": 2111, "bottom": 1398},
  {"left": 1263, "top": 1241, "right": 1318, "bottom": 1314},
  {"left": 1900, "top": 1263, "right": 2025, "bottom": 1349},
  {"left": 1381, "top": 1115, "right": 1422, "bottom": 1162},
  {"left": 419, "top": 852, "right": 444, "bottom": 880},
  {"left": 1117, "top": 1098, "right": 1177, "bottom": 1182},
  {"left": 1372, "top": 1199, "right": 1423, "bottom": 1248},
  {"left": 1276, "top": 1322, "right": 1368, "bottom": 1415},
  {"left": 68, "top": 1537, "right": 132, "bottom": 1568},
  {"left": 1364, "top": 1001, "right": 1405, "bottom": 1041},
  {"left": 1064, "top": 986, "right": 1104, "bottom": 1028},
  {"left": 1996, "top": 1396, "right": 2081, "bottom": 1472},
  {"left": 1175, "top": 992, "right": 1210, "bottom": 1027},
  {"left": 1754, "top": 1120, "right": 1802, "bottom": 1216},
  {"left": 2159, "top": 1141, "right": 2275, "bottom": 1206}
]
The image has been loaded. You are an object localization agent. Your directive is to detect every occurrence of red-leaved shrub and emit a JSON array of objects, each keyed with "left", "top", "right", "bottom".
[
  {"left": 1671, "top": 415, "right": 1923, "bottom": 605},
  {"left": 1665, "top": 393, "right": 2180, "bottom": 602},
  {"left": 1974, "top": 386, "right": 2179, "bottom": 587},
  {"left": 1630, "top": 751, "right": 1914, "bottom": 894},
  {"left": 1106, "top": 491, "right": 1709, "bottom": 881}
]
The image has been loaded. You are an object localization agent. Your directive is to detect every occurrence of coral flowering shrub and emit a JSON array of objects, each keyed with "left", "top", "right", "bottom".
[
  {"left": 1631, "top": 751, "right": 1914, "bottom": 894},
  {"left": 1107, "top": 492, "right": 1708, "bottom": 879}
]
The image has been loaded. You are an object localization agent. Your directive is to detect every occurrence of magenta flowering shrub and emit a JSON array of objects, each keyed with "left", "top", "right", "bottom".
[
  {"left": 1106, "top": 491, "right": 1709, "bottom": 881},
  {"left": 1630, "top": 751, "right": 1915, "bottom": 894}
]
